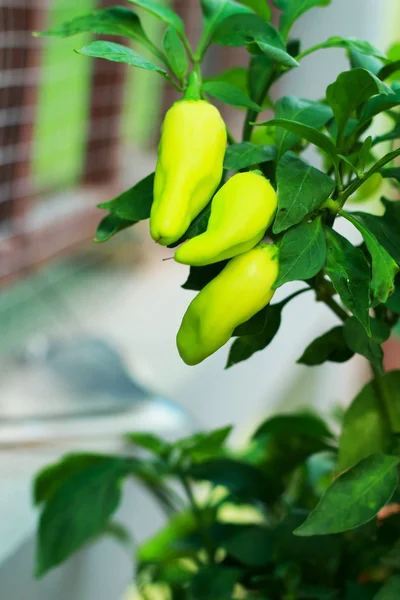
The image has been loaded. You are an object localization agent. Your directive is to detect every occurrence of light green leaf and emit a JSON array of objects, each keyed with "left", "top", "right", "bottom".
[
  {"left": 162, "top": 26, "right": 188, "bottom": 80},
  {"left": 274, "top": 152, "right": 335, "bottom": 233},
  {"left": 237, "top": 0, "right": 271, "bottom": 20},
  {"left": 343, "top": 211, "right": 399, "bottom": 306},
  {"left": 77, "top": 40, "right": 171, "bottom": 80},
  {"left": 274, "top": 217, "right": 327, "bottom": 288},
  {"left": 326, "top": 69, "right": 394, "bottom": 139},
  {"left": 274, "top": 96, "right": 333, "bottom": 158},
  {"left": 295, "top": 454, "right": 400, "bottom": 536},
  {"left": 324, "top": 228, "right": 371, "bottom": 335},
  {"left": 97, "top": 172, "right": 154, "bottom": 221},
  {"left": 262, "top": 118, "right": 339, "bottom": 166},
  {"left": 279, "top": 0, "right": 332, "bottom": 41},
  {"left": 127, "top": 0, "right": 184, "bottom": 34},
  {"left": 202, "top": 81, "right": 262, "bottom": 111},
  {"left": 224, "top": 142, "right": 276, "bottom": 170},
  {"left": 338, "top": 378, "right": 392, "bottom": 472}
]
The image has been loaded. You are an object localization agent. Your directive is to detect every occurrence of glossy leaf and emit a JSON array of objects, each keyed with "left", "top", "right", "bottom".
[
  {"left": 344, "top": 212, "right": 399, "bottom": 306},
  {"left": 94, "top": 213, "right": 135, "bottom": 243},
  {"left": 274, "top": 217, "right": 327, "bottom": 288},
  {"left": 338, "top": 379, "right": 392, "bottom": 472},
  {"left": 274, "top": 96, "right": 333, "bottom": 158},
  {"left": 189, "top": 566, "right": 242, "bottom": 600},
  {"left": 182, "top": 262, "right": 228, "bottom": 291},
  {"left": 279, "top": 0, "right": 332, "bottom": 40},
  {"left": 326, "top": 69, "right": 394, "bottom": 138},
  {"left": 324, "top": 228, "right": 371, "bottom": 335},
  {"left": 98, "top": 172, "right": 154, "bottom": 221},
  {"left": 127, "top": 0, "right": 184, "bottom": 34},
  {"left": 343, "top": 318, "right": 389, "bottom": 375},
  {"left": 212, "top": 13, "right": 298, "bottom": 68},
  {"left": 274, "top": 153, "right": 335, "bottom": 234},
  {"left": 295, "top": 454, "right": 400, "bottom": 536},
  {"left": 163, "top": 26, "right": 188, "bottom": 80},
  {"left": 202, "top": 81, "right": 262, "bottom": 111},
  {"left": 354, "top": 199, "right": 400, "bottom": 265},
  {"left": 298, "top": 326, "right": 354, "bottom": 366},
  {"left": 224, "top": 142, "right": 276, "bottom": 170},
  {"left": 262, "top": 118, "right": 339, "bottom": 166}
]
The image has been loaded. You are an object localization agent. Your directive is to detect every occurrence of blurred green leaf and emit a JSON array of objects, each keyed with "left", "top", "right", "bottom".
[
  {"left": 189, "top": 566, "right": 242, "bottom": 600},
  {"left": 374, "top": 575, "right": 400, "bottom": 599},
  {"left": 222, "top": 524, "right": 274, "bottom": 566},
  {"left": 298, "top": 326, "right": 354, "bottom": 366},
  {"left": 125, "top": 433, "right": 170, "bottom": 457}
]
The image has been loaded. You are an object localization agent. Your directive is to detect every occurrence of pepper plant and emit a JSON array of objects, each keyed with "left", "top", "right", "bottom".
[{"left": 34, "top": 1, "right": 400, "bottom": 598}]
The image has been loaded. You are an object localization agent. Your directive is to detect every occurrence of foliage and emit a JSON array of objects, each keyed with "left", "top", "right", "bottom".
[{"left": 35, "top": 3, "right": 400, "bottom": 600}]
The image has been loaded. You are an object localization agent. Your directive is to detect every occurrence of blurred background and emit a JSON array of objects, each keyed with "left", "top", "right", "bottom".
[{"left": 0, "top": 0, "right": 399, "bottom": 598}]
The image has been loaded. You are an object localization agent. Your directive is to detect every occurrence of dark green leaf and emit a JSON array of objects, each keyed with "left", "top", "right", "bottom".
[
  {"left": 359, "top": 136, "right": 373, "bottom": 173},
  {"left": 248, "top": 54, "right": 274, "bottom": 103},
  {"left": 354, "top": 199, "right": 400, "bottom": 265},
  {"left": 298, "top": 326, "right": 354, "bottom": 366},
  {"left": 97, "top": 172, "right": 154, "bottom": 221},
  {"left": 170, "top": 204, "right": 212, "bottom": 248},
  {"left": 374, "top": 123, "right": 400, "bottom": 146},
  {"left": 182, "top": 262, "right": 228, "bottom": 291},
  {"left": 324, "top": 228, "right": 371, "bottom": 335},
  {"left": 379, "top": 61, "right": 400, "bottom": 81},
  {"left": 212, "top": 13, "right": 298, "bottom": 68},
  {"left": 237, "top": 0, "right": 272, "bottom": 20},
  {"left": 224, "top": 142, "right": 276, "bottom": 170},
  {"left": 326, "top": 69, "right": 394, "bottom": 138},
  {"left": 189, "top": 566, "right": 242, "bottom": 600},
  {"left": 386, "top": 277, "right": 400, "bottom": 313},
  {"left": 94, "top": 213, "right": 135, "bottom": 243},
  {"left": 274, "top": 96, "right": 333, "bottom": 158},
  {"left": 279, "top": 0, "right": 332, "bottom": 40},
  {"left": 186, "top": 458, "right": 268, "bottom": 501},
  {"left": 77, "top": 41, "right": 170, "bottom": 79},
  {"left": 343, "top": 317, "right": 389, "bottom": 373},
  {"left": 202, "top": 81, "right": 262, "bottom": 111},
  {"left": 314, "top": 37, "right": 386, "bottom": 60},
  {"left": 262, "top": 118, "right": 339, "bottom": 165},
  {"left": 378, "top": 371, "right": 400, "bottom": 433},
  {"left": 359, "top": 85, "right": 400, "bottom": 125},
  {"left": 223, "top": 525, "right": 274, "bottom": 566},
  {"left": 137, "top": 511, "right": 200, "bottom": 563},
  {"left": 201, "top": 0, "right": 253, "bottom": 44},
  {"left": 374, "top": 575, "right": 400, "bottom": 599},
  {"left": 127, "top": 0, "right": 184, "bottom": 34},
  {"left": 162, "top": 26, "right": 188, "bottom": 80},
  {"left": 36, "top": 457, "right": 129, "bottom": 576},
  {"left": 254, "top": 412, "right": 334, "bottom": 441},
  {"left": 174, "top": 426, "right": 232, "bottom": 462},
  {"left": 274, "top": 217, "right": 327, "bottom": 288},
  {"left": 274, "top": 153, "right": 335, "bottom": 233},
  {"left": 381, "top": 167, "right": 400, "bottom": 183},
  {"left": 125, "top": 432, "right": 170, "bottom": 456},
  {"left": 344, "top": 212, "right": 399, "bottom": 306},
  {"left": 205, "top": 66, "right": 248, "bottom": 96},
  {"left": 233, "top": 305, "right": 269, "bottom": 336},
  {"left": 349, "top": 49, "right": 383, "bottom": 75},
  {"left": 345, "top": 582, "right": 380, "bottom": 600},
  {"left": 295, "top": 454, "right": 400, "bottom": 536}
]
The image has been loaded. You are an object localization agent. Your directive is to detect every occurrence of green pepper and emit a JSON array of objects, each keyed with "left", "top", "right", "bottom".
[
  {"left": 177, "top": 244, "right": 279, "bottom": 365},
  {"left": 150, "top": 98, "right": 227, "bottom": 246},
  {"left": 174, "top": 172, "right": 277, "bottom": 266}
]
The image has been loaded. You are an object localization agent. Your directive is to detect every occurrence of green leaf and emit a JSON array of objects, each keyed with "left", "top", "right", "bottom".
[
  {"left": 326, "top": 69, "right": 394, "bottom": 139},
  {"left": 274, "top": 153, "right": 335, "bottom": 234},
  {"left": 224, "top": 142, "right": 276, "bottom": 170},
  {"left": 200, "top": 0, "right": 253, "bottom": 45},
  {"left": 274, "top": 96, "right": 333, "bottom": 158},
  {"left": 359, "top": 85, "right": 400, "bottom": 125},
  {"left": 189, "top": 566, "right": 242, "bottom": 600},
  {"left": 77, "top": 41, "right": 170, "bottom": 79},
  {"left": 338, "top": 379, "right": 392, "bottom": 472},
  {"left": 279, "top": 0, "right": 332, "bottom": 41},
  {"left": 298, "top": 326, "right": 354, "bottom": 366},
  {"left": 344, "top": 212, "right": 399, "bottom": 306},
  {"left": 262, "top": 118, "right": 339, "bottom": 166},
  {"left": 125, "top": 432, "right": 170, "bottom": 456},
  {"left": 127, "top": 0, "right": 184, "bottom": 34},
  {"left": 226, "top": 302, "right": 283, "bottom": 367},
  {"left": 162, "top": 26, "right": 188, "bottom": 80},
  {"left": 386, "top": 277, "right": 400, "bottom": 313},
  {"left": 324, "top": 228, "right": 371, "bottom": 335},
  {"left": 248, "top": 54, "right": 274, "bottom": 104},
  {"left": 349, "top": 49, "right": 383, "bottom": 76},
  {"left": 343, "top": 317, "right": 389, "bottom": 374},
  {"left": 379, "top": 61, "right": 400, "bottom": 82},
  {"left": 174, "top": 426, "right": 232, "bottom": 462},
  {"left": 97, "top": 172, "right": 154, "bottom": 221},
  {"left": 35, "top": 6, "right": 154, "bottom": 49},
  {"left": 170, "top": 204, "right": 212, "bottom": 248},
  {"left": 182, "top": 262, "right": 228, "bottom": 292},
  {"left": 374, "top": 122, "right": 400, "bottom": 146},
  {"left": 137, "top": 511, "right": 200, "bottom": 563},
  {"left": 313, "top": 37, "right": 386, "bottom": 60},
  {"left": 295, "top": 454, "right": 400, "bottom": 536},
  {"left": 212, "top": 13, "right": 299, "bottom": 68},
  {"left": 36, "top": 457, "right": 129, "bottom": 576},
  {"left": 376, "top": 371, "right": 400, "bottom": 433},
  {"left": 237, "top": 0, "right": 271, "bottom": 20},
  {"left": 354, "top": 199, "right": 400, "bottom": 265},
  {"left": 94, "top": 213, "right": 135, "bottom": 243},
  {"left": 374, "top": 575, "right": 400, "bottom": 600},
  {"left": 381, "top": 167, "right": 400, "bottom": 184},
  {"left": 205, "top": 66, "right": 248, "bottom": 96},
  {"left": 274, "top": 217, "right": 327, "bottom": 288},
  {"left": 222, "top": 525, "right": 274, "bottom": 566},
  {"left": 254, "top": 413, "right": 335, "bottom": 442},
  {"left": 202, "top": 81, "right": 262, "bottom": 111}
]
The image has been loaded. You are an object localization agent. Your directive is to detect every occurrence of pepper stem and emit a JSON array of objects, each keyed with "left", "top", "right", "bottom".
[{"left": 184, "top": 71, "right": 202, "bottom": 101}]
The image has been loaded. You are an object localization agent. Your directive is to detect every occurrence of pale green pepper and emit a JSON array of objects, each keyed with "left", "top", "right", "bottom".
[
  {"left": 177, "top": 244, "right": 279, "bottom": 365},
  {"left": 174, "top": 172, "right": 277, "bottom": 266}
]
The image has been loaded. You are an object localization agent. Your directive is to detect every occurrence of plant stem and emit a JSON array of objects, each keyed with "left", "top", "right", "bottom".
[
  {"left": 179, "top": 473, "right": 215, "bottom": 564},
  {"left": 226, "top": 127, "right": 237, "bottom": 145},
  {"left": 324, "top": 296, "right": 350, "bottom": 322},
  {"left": 242, "top": 69, "right": 275, "bottom": 142},
  {"left": 295, "top": 42, "right": 329, "bottom": 61}
]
